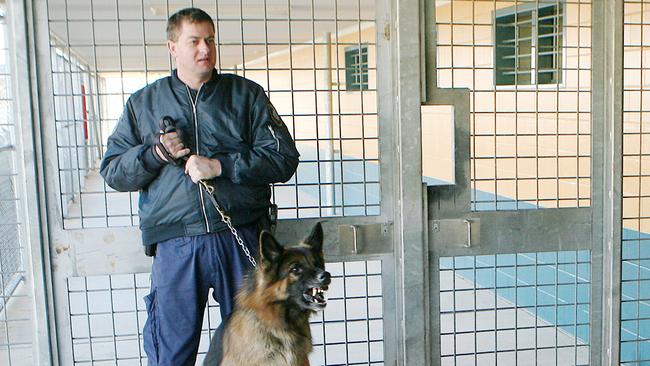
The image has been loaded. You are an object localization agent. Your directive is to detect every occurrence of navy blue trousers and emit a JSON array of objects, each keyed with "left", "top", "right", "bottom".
[{"left": 142, "top": 224, "right": 259, "bottom": 366}]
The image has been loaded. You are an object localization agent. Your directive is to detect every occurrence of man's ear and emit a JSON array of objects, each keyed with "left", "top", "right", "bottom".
[
  {"left": 303, "top": 222, "right": 323, "bottom": 254},
  {"left": 167, "top": 40, "right": 176, "bottom": 58},
  {"left": 260, "top": 231, "right": 283, "bottom": 262}
]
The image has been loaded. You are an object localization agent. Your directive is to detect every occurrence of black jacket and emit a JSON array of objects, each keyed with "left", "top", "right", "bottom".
[{"left": 100, "top": 70, "right": 299, "bottom": 246}]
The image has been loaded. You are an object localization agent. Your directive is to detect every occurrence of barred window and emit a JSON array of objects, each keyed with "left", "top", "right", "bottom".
[
  {"left": 495, "top": 3, "right": 563, "bottom": 86},
  {"left": 345, "top": 44, "right": 369, "bottom": 91}
]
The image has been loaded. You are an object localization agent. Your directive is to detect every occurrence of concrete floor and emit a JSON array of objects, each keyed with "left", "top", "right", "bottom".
[{"left": 0, "top": 281, "right": 35, "bottom": 366}]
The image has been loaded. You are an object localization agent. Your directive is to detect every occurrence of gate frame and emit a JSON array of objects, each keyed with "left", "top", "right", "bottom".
[{"left": 7, "top": 0, "right": 57, "bottom": 365}]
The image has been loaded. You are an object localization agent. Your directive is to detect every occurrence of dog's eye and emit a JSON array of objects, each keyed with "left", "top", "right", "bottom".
[{"left": 290, "top": 265, "right": 302, "bottom": 274}]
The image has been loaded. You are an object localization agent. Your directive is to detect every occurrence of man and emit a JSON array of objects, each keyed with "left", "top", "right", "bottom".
[{"left": 100, "top": 7, "right": 299, "bottom": 366}]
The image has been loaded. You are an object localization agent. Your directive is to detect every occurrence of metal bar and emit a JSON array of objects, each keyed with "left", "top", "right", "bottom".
[
  {"left": 431, "top": 207, "right": 593, "bottom": 257},
  {"left": 83, "top": 277, "right": 95, "bottom": 362},
  {"left": 554, "top": 251, "right": 559, "bottom": 364},
  {"left": 8, "top": 0, "right": 56, "bottom": 364},
  {"left": 395, "top": 0, "right": 427, "bottom": 364},
  {"left": 238, "top": 0, "right": 245, "bottom": 78},
  {"left": 108, "top": 276, "right": 119, "bottom": 362},
  {"left": 90, "top": 0, "right": 109, "bottom": 228},
  {"left": 286, "top": 0, "right": 299, "bottom": 218},
  {"left": 215, "top": 0, "right": 222, "bottom": 72},
  {"left": 131, "top": 274, "right": 144, "bottom": 365},
  {"left": 373, "top": 0, "right": 398, "bottom": 360},
  {"left": 553, "top": 0, "right": 560, "bottom": 210},
  {"left": 356, "top": 0, "right": 369, "bottom": 216},
  {"left": 597, "top": 0, "right": 623, "bottom": 365},
  {"left": 307, "top": 0, "right": 323, "bottom": 217},
  {"left": 334, "top": 0, "right": 344, "bottom": 217},
  {"left": 574, "top": 249, "right": 580, "bottom": 365},
  {"left": 63, "top": 0, "right": 86, "bottom": 227}
]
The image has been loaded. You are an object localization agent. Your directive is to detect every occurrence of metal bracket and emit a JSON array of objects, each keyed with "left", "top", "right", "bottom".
[
  {"left": 338, "top": 222, "right": 393, "bottom": 255},
  {"left": 429, "top": 218, "right": 479, "bottom": 249}
]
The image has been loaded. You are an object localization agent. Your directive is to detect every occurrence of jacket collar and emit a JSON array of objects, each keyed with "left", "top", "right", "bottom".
[{"left": 171, "top": 69, "right": 220, "bottom": 93}]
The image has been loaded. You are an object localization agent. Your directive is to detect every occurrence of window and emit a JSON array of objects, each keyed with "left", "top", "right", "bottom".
[
  {"left": 495, "top": 3, "right": 563, "bottom": 86},
  {"left": 345, "top": 45, "right": 369, "bottom": 91}
]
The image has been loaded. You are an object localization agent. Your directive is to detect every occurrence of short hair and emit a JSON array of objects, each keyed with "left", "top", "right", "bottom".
[{"left": 166, "top": 7, "right": 215, "bottom": 42}]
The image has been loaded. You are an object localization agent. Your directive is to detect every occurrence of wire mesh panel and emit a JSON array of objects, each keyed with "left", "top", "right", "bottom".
[
  {"left": 66, "top": 260, "right": 384, "bottom": 365},
  {"left": 433, "top": 0, "right": 592, "bottom": 210},
  {"left": 438, "top": 251, "right": 591, "bottom": 366},
  {"left": 621, "top": 1, "right": 650, "bottom": 364},
  {"left": 46, "top": 0, "right": 380, "bottom": 228},
  {"left": 0, "top": 8, "right": 36, "bottom": 366}
]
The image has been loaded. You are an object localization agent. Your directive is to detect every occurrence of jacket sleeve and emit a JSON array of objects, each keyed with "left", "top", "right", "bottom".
[
  {"left": 100, "top": 99, "right": 164, "bottom": 191},
  {"left": 213, "top": 89, "right": 300, "bottom": 185}
]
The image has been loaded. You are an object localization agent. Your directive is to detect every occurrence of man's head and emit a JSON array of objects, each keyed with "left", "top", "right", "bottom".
[{"left": 167, "top": 8, "right": 217, "bottom": 86}]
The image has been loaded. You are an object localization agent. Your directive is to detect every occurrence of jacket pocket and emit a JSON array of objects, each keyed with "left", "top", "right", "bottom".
[{"left": 143, "top": 291, "right": 159, "bottom": 363}]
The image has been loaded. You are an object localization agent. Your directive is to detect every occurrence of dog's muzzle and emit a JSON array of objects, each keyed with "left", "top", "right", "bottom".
[{"left": 304, "top": 271, "right": 331, "bottom": 308}]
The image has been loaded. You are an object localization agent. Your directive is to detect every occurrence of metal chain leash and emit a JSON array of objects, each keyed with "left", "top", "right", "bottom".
[{"left": 199, "top": 180, "right": 257, "bottom": 268}]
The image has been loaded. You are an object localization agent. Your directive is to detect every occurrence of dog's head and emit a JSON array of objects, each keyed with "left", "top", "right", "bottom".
[{"left": 258, "top": 222, "right": 331, "bottom": 311}]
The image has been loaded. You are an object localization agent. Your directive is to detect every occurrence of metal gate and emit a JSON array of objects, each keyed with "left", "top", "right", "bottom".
[
  {"left": 15, "top": 0, "right": 425, "bottom": 364},
  {"left": 424, "top": 1, "right": 606, "bottom": 365}
]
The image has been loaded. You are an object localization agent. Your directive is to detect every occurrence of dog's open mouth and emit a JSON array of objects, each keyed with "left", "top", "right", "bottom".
[{"left": 303, "top": 286, "right": 328, "bottom": 307}]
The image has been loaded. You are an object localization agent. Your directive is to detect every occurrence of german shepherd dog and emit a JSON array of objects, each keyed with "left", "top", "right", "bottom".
[{"left": 220, "top": 222, "right": 331, "bottom": 366}]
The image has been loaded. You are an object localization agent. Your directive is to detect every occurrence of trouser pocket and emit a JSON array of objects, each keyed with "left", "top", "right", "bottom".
[{"left": 143, "top": 291, "right": 158, "bottom": 364}]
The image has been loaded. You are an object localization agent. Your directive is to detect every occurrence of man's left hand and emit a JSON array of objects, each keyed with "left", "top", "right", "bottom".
[{"left": 185, "top": 155, "right": 222, "bottom": 183}]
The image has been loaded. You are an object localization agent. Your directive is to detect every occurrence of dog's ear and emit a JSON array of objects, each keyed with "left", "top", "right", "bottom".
[
  {"left": 260, "top": 230, "right": 283, "bottom": 262},
  {"left": 303, "top": 222, "right": 323, "bottom": 253}
]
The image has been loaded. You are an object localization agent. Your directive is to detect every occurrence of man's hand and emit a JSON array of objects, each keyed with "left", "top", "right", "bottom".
[
  {"left": 185, "top": 155, "right": 222, "bottom": 183},
  {"left": 156, "top": 132, "right": 191, "bottom": 162}
]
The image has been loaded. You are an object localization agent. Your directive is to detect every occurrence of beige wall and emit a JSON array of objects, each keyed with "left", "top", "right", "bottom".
[
  {"left": 435, "top": 1, "right": 592, "bottom": 209},
  {"left": 236, "top": 25, "right": 378, "bottom": 163}
]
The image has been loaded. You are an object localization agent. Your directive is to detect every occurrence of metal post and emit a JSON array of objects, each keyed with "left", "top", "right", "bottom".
[
  {"left": 395, "top": 0, "right": 428, "bottom": 364},
  {"left": 8, "top": 0, "right": 57, "bottom": 364},
  {"left": 598, "top": 0, "right": 623, "bottom": 365}
]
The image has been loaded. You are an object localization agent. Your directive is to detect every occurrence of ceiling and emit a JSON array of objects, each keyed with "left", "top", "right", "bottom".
[{"left": 46, "top": 0, "right": 376, "bottom": 71}]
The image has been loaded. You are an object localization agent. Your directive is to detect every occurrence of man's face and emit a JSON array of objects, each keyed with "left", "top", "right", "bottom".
[{"left": 167, "top": 20, "right": 217, "bottom": 81}]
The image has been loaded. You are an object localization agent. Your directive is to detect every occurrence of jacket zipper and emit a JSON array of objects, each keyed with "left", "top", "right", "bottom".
[{"left": 185, "top": 84, "right": 211, "bottom": 232}]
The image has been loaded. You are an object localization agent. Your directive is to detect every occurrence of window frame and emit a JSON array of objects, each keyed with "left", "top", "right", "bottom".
[
  {"left": 344, "top": 44, "right": 369, "bottom": 91},
  {"left": 493, "top": 2, "right": 564, "bottom": 89}
]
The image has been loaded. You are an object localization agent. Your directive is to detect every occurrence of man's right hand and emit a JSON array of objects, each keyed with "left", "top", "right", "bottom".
[{"left": 155, "top": 132, "right": 191, "bottom": 162}]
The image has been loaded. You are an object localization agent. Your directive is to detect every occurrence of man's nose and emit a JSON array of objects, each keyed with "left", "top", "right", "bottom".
[{"left": 198, "top": 40, "right": 211, "bottom": 52}]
